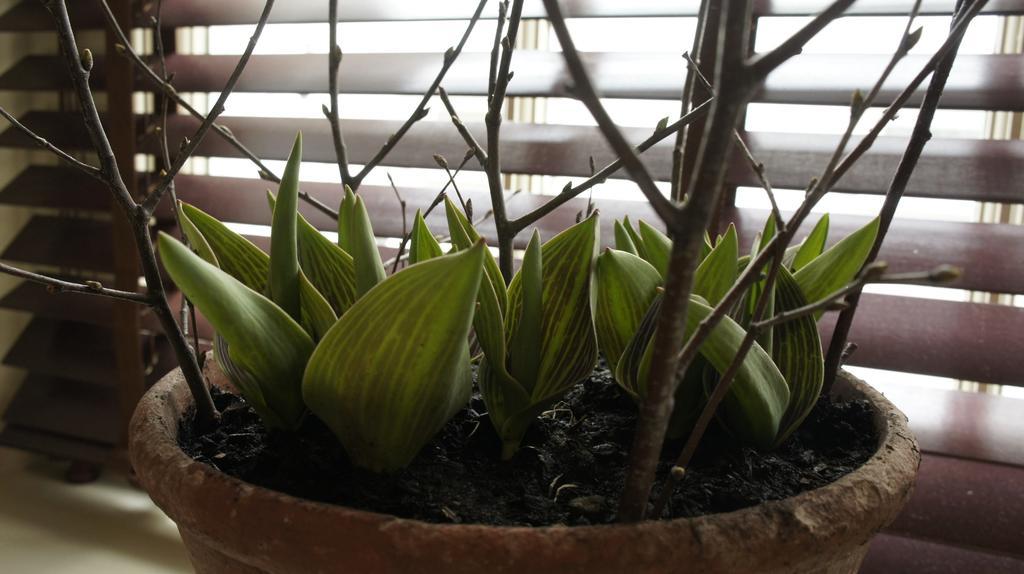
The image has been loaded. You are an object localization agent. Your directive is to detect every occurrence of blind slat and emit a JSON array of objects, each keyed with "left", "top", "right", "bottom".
[
  {"left": 5, "top": 0, "right": 1022, "bottom": 31},
  {"left": 2, "top": 113, "right": 1020, "bottom": 202},
  {"left": 4, "top": 52, "right": 1021, "bottom": 112}
]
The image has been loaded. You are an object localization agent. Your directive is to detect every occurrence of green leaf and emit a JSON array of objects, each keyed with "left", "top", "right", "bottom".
[
  {"left": 442, "top": 198, "right": 515, "bottom": 398},
  {"left": 794, "top": 216, "right": 879, "bottom": 314},
  {"left": 337, "top": 185, "right": 356, "bottom": 252},
  {"left": 178, "top": 202, "right": 268, "bottom": 292},
  {"left": 612, "top": 290, "right": 663, "bottom": 400},
  {"left": 509, "top": 230, "right": 543, "bottom": 391},
  {"left": 614, "top": 219, "right": 638, "bottom": 255},
  {"left": 158, "top": 232, "right": 313, "bottom": 430},
  {"left": 298, "top": 270, "right": 337, "bottom": 342},
  {"left": 267, "top": 191, "right": 357, "bottom": 318},
  {"left": 409, "top": 209, "right": 442, "bottom": 264},
  {"left": 616, "top": 293, "right": 790, "bottom": 449},
  {"left": 444, "top": 196, "right": 507, "bottom": 313},
  {"left": 686, "top": 298, "right": 789, "bottom": 450},
  {"left": 622, "top": 216, "right": 647, "bottom": 261},
  {"left": 176, "top": 201, "right": 217, "bottom": 266},
  {"left": 638, "top": 220, "right": 671, "bottom": 279},
  {"left": 792, "top": 214, "right": 830, "bottom": 271},
  {"left": 269, "top": 132, "right": 302, "bottom": 322},
  {"left": 351, "top": 195, "right": 386, "bottom": 298},
  {"left": 693, "top": 223, "right": 738, "bottom": 307},
  {"left": 594, "top": 249, "right": 661, "bottom": 374},
  {"left": 770, "top": 266, "right": 824, "bottom": 446},
  {"left": 303, "top": 243, "right": 486, "bottom": 471},
  {"left": 485, "top": 214, "right": 599, "bottom": 455}
]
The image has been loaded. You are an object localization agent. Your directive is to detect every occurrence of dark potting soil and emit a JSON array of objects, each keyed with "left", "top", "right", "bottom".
[{"left": 180, "top": 365, "right": 877, "bottom": 526}]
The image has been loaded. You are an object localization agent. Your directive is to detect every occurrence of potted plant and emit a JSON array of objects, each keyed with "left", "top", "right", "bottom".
[{"left": 0, "top": 0, "right": 982, "bottom": 572}]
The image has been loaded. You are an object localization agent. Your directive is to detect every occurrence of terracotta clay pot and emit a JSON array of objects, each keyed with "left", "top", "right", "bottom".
[{"left": 130, "top": 359, "right": 919, "bottom": 574}]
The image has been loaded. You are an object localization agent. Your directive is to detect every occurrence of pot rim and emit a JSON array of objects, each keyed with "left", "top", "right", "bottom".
[{"left": 130, "top": 360, "right": 920, "bottom": 572}]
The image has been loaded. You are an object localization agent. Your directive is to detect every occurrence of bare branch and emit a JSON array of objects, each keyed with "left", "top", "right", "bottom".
[
  {"left": 0, "top": 262, "right": 150, "bottom": 304},
  {"left": 141, "top": 0, "right": 277, "bottom": 215},
  {"left": 96, "top": 0, "right": 281, "bottom": 185},
  {"left": 509, "top": 99, "right": 713, "bottom": 234},
  {"left": 385, "top": 151, "right": 475, "bottom": 269},
  {"left": 438, "top": 86, "right": 488, "bottom": 167},
  {"left": 350, "top": 0, "right": 490, "bottom": 190},
  {"left": 0, "top": 105, "right": 104, "bottom": 180},
  {"left": 483, "top": 0, "right": 526, "bottom": 280},
  {"left": 824, "top": 0, "right": 971, "bottom": 391},
  {"left": 45, "top": 0, "right": 231, "bottom": 428},
  {"left": 326, "top": 0, "right": 352, "bottom": 187},
  {"left": 299, "top": 190, "right": 340, "bottom": 219},
  {"left": 543, "top": 0, "right": 678, "bottom": 227},
  {"left": 682, "top": 52, "right": 782, "bottom": 228},
  {"left": 617, "top": 0, "right": 754, "bottom": 522},
  {"left": 387, "top": 173, "right": 409, "bottom": 273}
]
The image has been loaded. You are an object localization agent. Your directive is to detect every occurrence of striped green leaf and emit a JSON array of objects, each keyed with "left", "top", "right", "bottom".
[
  {"left": 337, "top": 185, "right": 356, "bottom": 252},
  {"left": 613, "top": 292, "right": 662, "bottom": 400},
  {"left": 409, "top": 210, "right": 442, "bottom": 264},
  {"left": 693, "top": 223, "right": 738, "bottom": 307},
  {"left": 178, "top": 202, "right": 268, "bottom": 292},
  {"left": 794, "top": 216, "right": 879, "bottom": 313},
  {"left": 686, "top": 298, "right": 790, "bottom": 450},
  {"left": 770, "top": 267, "right": 824, "bottom": 446},
  {"left": 594, "top": 249, "right": 661, "bottom": 374},
  {"left": 615, "top": 292, "right": 790, "bottom": 449},
  {"left": 622, "top": 215, "right": 647, "bottom": 260},
  {"left": 444, "top": 196, "right": 507, "bottom": 312},
  {"left": 267, "top": 191, "right": 357, "bottom": 317},
  {"left": 509, "top": 230, "right": 543, "bottom": 392},
  {"left": 443, "top": 196, "right": 513, "bottom": 383},
  {"left": 350, "top": 195, "right": 386, "bottom": 298},
  {"left": 792, "top": 214, "right": 830, "bottom": 271},
  {"left": 269, "top": 132, "right": 302, "bottom": 322},
  {"left": 488, "top": 214, "right": 599, "bottom": 455},
  {"left": 614, "top": 219, "right": 638, "bottom": 255},
  {"left": 298, "top": 269, "right": 337, "bottom": 342},
  {"left": 638, "top": 220, "right": 671, "bottom": 278},
  {"left": 158, "top": 232, "right": 313, "bottom": 430},
  {"left": 302, "top": 243, "right": 486, "bottom": 472},
  {"left": 176, "top": 201, "right": 217, "bottom": 266}
]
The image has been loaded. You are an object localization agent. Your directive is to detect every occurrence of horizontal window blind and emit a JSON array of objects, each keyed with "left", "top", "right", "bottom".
[{"left": 0, "top": 1, "right": 1021, "bottom": 562}]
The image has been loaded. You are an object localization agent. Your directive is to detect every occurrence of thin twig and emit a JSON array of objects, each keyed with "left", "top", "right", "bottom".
[
  {"left": 484, "top": 0, "right": 525, "bottom": 280},
  {"left": 544, "top": 0, "right": 678, "bottom": 228},
  {"left": 644, "top": 0, "right": 981, "bottom": 521},
  {"left": 349, "top": 0, "right": 490, "bottom": 191},
  {"left": 325, "top": 0, "right": 352, "bottom": 187},
  {"left": 0, "top": 105, "right": 104, "bottom": 180},
  {"left": 151, "top": 0, "right": 198, "bottom": 353},
  {"left": 673, "top": 0, "right": 940, "bottom": 384},
  {"left": 41, "top": 0, "right": 219, "bottom": 427},
  {"left": 753, "top": 263, "right": 888, "bottom": 330},
  {"left": 823, "top": 0, "right": 969, "bottom": 392},
  {"left": 0, "top": 262, "right": 150, "bottom": 304},
  {"left": 141, "top": 0, "right": 277, "bottom": 215},
  {"left": 671, "top": 0, "right": 714, "bottom": 202},
  {"left": 387, "top": 173, "right": 408, "bottom": 273},
  {"left": 385, "top": 150, "right": 475, "bottom": 269},
  {"left": 299, "top": 191, "right": 340, "bottom": 220},
  {"left": 434, "top": 154, "right": 471, "bottom": 215},
  {"left": 509, "top": 99, "right": 713, "bottom": 234},
  {"left": 96, "top": 0, "right": 281, "bottom": 185},
  {"left": 438, "top": 87, "right": 488, "bottom": 166},
  {"left": 682, "top": 52, "right": 783, "bottom": 229}
]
